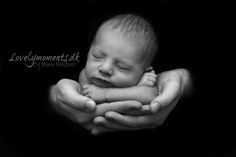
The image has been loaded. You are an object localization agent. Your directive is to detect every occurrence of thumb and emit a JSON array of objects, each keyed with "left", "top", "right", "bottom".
[
  {"left": 150, "top": 81, "right": 180, "bottom": 113},
  {"left": 57, "top": 79, "right": 96, "bottom": 112},
  {"left": 73, "top": 96, "right": 96, "bottom": 113}
]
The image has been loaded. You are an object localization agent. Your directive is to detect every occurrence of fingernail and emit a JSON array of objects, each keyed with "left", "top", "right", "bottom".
[
  {"left": 86, "top": 100, "right": 95, "bottom": 112},
  {"left": 105, "top": 112, "right": 113, "bottom": 119},
  {"left": 150, "top": 102, "right": 159, "bottom": 113}
]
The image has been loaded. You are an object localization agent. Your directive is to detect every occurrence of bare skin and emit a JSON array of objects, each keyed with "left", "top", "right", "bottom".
[
  {"left": 81, "top": 69, "right": 158, "bottom": 104},
  {"left": 49, "top": 68, "right": 192, "bottom": 134}
]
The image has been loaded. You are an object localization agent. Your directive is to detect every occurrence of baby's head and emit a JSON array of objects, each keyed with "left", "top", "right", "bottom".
[{"left": 85, "top": 14, "right": 158, "bottom": 88}]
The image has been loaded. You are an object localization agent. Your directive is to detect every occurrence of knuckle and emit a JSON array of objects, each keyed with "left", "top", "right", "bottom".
[{"left": 151, "top": 75, "right": 157, "bottom": 79}]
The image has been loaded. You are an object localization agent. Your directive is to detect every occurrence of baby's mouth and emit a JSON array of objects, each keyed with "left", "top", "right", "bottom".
[{"left": 91, "top": 78, "right": 114, "bottom": 88}]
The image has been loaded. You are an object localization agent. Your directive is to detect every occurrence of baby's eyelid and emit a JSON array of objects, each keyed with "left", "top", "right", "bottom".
[
  {"left": 92, "top": 52, "right": 103, "bottom": 58},
  {"left": 117, "top": 64, "right": 130, "bottom": 70}
]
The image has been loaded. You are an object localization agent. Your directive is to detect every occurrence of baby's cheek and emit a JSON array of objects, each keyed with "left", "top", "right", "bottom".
[
  {"left": 115, "top": 74, "right": 139, "bottom": 87},
  {"left": 85, "top": 65, "right": 95, "bottom": 79}
]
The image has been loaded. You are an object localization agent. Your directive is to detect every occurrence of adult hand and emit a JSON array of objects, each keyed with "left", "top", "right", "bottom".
[
  {"left": 49, "top": 79, "right": 97, "bottom": 123},
  {"left": 49, "top": 79, "right": 143, "bottom": 127},
  {"left": 91, "top": 69, "right": 192, "bottom": 134}
]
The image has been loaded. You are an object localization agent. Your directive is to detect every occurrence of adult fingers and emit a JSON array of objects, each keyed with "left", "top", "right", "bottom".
[
  {"left": 103, "top": 100, "right": 179, "bottom": 129},
  {"left": 93, "top": 116, "right": 140, "bottom": 131},
  {"left": 57, "top": 79, "right": 96, "bottom": 112},
  {"left": 105, "top": 108, "right": 171, "bottom": 129},
  {"left": 91, "top": 126, "right": 114, "bottom": 135},
  {"left": 150, "top": 80, "right": 181, "bottom": 113},
  {"left": 123, "top": 105, "right": 150, "bottom": 115},
  {"left": 104, "top": 111, "right": 155, "bottom": 128},
  {"left": 94, "top": 101, "right": 142, "bottom": 116},
  {"left": 58, "top": 100, "right": 94, "bottom": 124},
  {"left": 57, "top": 91, "right": 95, "bottom": 113},
  {"left": 81, "top": 120, "right": 113, "bottom": 135}
]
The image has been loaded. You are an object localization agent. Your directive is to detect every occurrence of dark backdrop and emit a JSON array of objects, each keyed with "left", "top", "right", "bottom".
[{"left": 2, "top": 0, "right": 235, "bottom": 156}]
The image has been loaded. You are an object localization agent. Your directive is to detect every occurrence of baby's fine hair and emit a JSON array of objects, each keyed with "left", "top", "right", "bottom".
[{"left": 102, "top": 14, "right": 158, "bottom": 65}]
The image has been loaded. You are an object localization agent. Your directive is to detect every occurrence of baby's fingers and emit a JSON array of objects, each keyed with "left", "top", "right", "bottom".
[
  {"left": 145, "top": 72, "right": 157, "bottom": 78},
  {"left": 146, "top": 75, "right": 157, "bottom": 82},
  {"left": 143, "top": 80, "right": 155, "bottom": 87},
  {"left": 82, "top": 84, "right": 89, "bottom": 90},
  {"left": 82, "top": 89, "right": 89, "bottom": 96}
]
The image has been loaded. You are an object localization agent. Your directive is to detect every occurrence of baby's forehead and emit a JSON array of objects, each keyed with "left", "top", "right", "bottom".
[
  {"left": 96, "top": 27, "right": 150, "bottom": 60},
  {"left": 96, "top": 25, "right": 146, "bottom": 47},
  {"left": 99, "top": 28, "right": 145, "bottom": 49}
]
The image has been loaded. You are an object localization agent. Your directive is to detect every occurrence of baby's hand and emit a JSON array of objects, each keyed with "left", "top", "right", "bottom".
[
  {"left": 138, "top": 69, "right": 157, "bottom": 87},
  {"left": 82, "top": 84, "right": 106, "bottom": 103}
]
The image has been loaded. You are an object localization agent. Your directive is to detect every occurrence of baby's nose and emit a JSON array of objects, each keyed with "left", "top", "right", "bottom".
[{"left": 99, "top": 61, "right": 113, "bottom": 77}]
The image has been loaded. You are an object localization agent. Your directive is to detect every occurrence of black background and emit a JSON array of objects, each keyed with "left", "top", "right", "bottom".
[{"left": 1, "top": 0, "right": 236, "bottom": 156}]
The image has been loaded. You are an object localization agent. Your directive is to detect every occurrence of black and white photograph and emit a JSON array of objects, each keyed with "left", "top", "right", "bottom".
[{"left": 1, "top": 0, "right": 235, "bottom": 156}]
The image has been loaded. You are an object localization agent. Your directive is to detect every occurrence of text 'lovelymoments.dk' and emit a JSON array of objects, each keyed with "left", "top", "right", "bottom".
[{"left": 9, "top": 51, "right": 80, "bottom": 69}]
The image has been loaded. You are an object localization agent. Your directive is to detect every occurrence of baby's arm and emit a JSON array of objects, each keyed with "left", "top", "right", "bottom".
[
  {"left": 104, "top": 85, "right": 158, "bottom": 104},
  {"left": 82, "top": 70, "right": 159, "bottom": 104}
]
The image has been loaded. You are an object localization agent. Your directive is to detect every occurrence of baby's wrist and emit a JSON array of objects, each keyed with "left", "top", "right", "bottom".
[{"left": 103, "top": 88, "right": 110, "bottom": 102}]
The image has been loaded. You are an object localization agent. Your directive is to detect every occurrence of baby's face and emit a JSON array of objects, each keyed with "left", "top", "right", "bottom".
[{"left": 85, "top": 28, "right": 146, "bottom": 88}]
